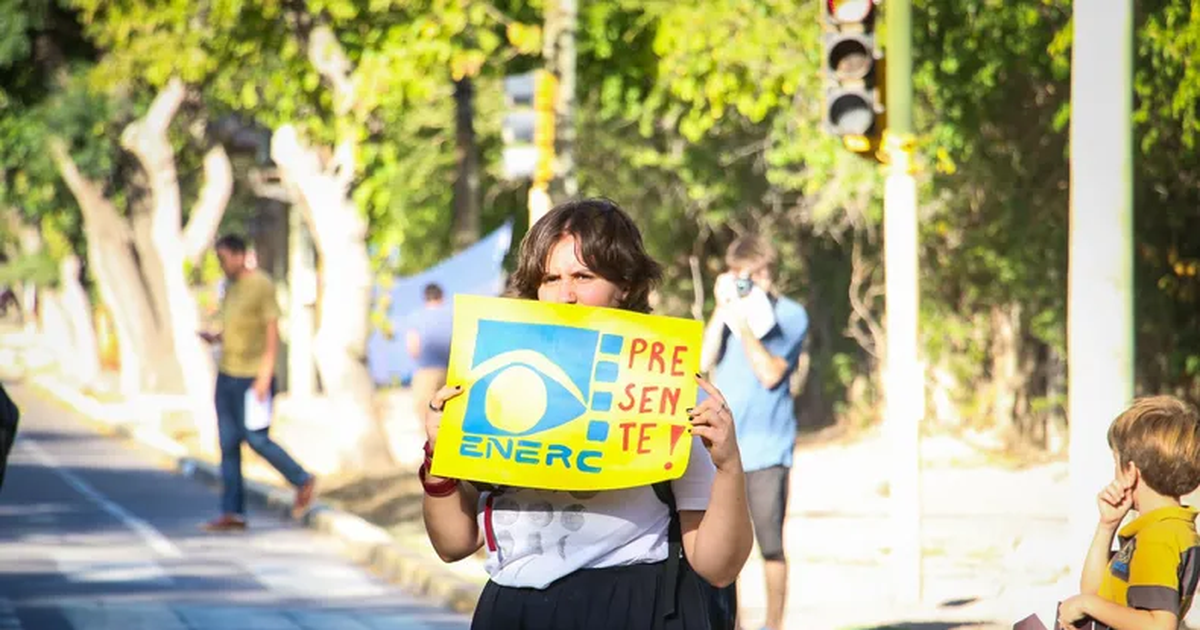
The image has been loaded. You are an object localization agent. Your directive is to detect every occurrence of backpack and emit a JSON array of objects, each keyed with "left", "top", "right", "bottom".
[
  {"left": 652, "top": 481, "right": 738, "bottom": 630},
  {"left": 0, "top": 383, "right": 18, "bottom": 492}
]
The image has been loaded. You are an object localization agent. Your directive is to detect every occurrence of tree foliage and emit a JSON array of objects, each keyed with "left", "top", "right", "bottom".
[{"left": 10, "top": 0, "right": 1200, "bottom": 442}]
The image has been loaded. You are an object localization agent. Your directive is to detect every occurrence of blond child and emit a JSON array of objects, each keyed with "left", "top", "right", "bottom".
[{"left": 1057, "top": 396, "right": 1200, "bottom": 630}]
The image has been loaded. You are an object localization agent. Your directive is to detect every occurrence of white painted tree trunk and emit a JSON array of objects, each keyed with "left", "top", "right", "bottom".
[
  {"left": 122, "top": 78, "right": 230, "bottom": 447},
  {"left": 57, "top": 255, "right": 100, "bottom": 388},
  {"left": 13, "top": 222, "right": 42, "bottom": 332},
  {"left": 38, "top": 292, "right": 73, "bottom": 369},
  {"left": 271, "top": 125, "right": 394, "bottom": 472},
  {"left": 183, "top": 145, "right": 234, "bottom": 266},
  {"left": 49, "top": 140, "right": 159, "bottom": 396}
]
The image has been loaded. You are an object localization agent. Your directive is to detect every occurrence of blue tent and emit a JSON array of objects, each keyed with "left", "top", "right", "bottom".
[{"left": 367, "top": 221, "right": 514, "bottom": 386}]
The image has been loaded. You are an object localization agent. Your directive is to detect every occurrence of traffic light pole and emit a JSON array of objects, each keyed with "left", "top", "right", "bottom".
[
  {"left": 528, "top": 70, "right": 556, "bottom": 227},
  {"left": 530, "top": 0, "right": 577, "bottom": 227},
  {"left": 882, "top": 0, "right": 923, "bottom": 605},
  {"left": 1067, "top": 1, "right": 1134, "bottom": 579}
]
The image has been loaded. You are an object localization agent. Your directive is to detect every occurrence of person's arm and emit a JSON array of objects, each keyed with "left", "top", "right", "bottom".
[
  {"left": 680, "top": 467, "right": 751, "bottom": 587},
  {"left": 734, "top": 302, "right": 808, "bottom": 390},
  {"left": 406, "top": 329, "right": 422, "bottom": 360},
  {"left": 423, "top": 479, "right": 484, "bottom": 562},
  {"left": 734, "top": 321, "right": 790, "bottom": 389},
  {"left": 699, "top": 312, "right": 725, "bottom": 374},
  {"left": 701, "top": 274, "right": 735, "bottom": 375},
  {"left": 1058, "top": 594, "right": 1177, "bottom": 630},
  {"left": 251, "top": 278, "right": 281, "bottom": 400},
  {"left": 254, "top": 319, "right": 278, "bottom": 392},
  {"left": 1084, "top": 597, "right": 1177, "bottom": 630},
  {"left": 679, "top": 376, "right": 754, "bottom": 587},
  {"left": 421, "top": 384, "right": 484, "bottom": 563},
  {"left": 1082, "top": 479, "right": 1133, "bottom": 594},
  {"left": 1080, "top": 523, "right": 1119, "bottom": 594}
]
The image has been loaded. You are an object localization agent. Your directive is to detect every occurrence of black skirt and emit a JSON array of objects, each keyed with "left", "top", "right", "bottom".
[{"left": 470, "top": 561, "right": 721, "bottom": 630}]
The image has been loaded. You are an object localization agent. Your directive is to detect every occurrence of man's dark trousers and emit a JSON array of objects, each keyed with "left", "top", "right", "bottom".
[{"left": 214, "top": 373, "right": 311, "bottom": 516}]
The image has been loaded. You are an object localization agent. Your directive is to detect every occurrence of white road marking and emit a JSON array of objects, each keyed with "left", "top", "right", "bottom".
[
  {"left": 20, "top": 439, "right": 183, "bottom": 559},
  {"left": 244, "top": 559, "right": 389, "bottom": 598},
  {"left": 52, "top": 548, "right": 173, "bottom": 585}
]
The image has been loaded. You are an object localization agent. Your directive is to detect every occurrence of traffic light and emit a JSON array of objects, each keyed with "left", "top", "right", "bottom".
[
  {"left": 821, "top": 0, "right": 883, "bottom": 154},
  {"left": 501, "top": 71, "right": 557, "bottom": 181},
  {"left": 501, "top": 72, "right": 538, "bottom": 180}
]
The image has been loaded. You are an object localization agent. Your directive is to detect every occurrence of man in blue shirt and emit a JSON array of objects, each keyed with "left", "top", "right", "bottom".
[
  {"left": 407, "top": 283, "right": 453, "bottom": 420},
  {"left": 701, "top": 235, "right": 808, "bottom": 630}
]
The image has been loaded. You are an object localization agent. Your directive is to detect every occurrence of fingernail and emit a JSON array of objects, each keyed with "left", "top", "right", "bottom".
[
  {"left": 454, "top": 385, "right": 463, "bottom": 390},
  {"left": 685, "top": 407, "right": 694, "bottom": 414},
  {"left": 694, "top": 372, "right": 702, "bottom": 379}
]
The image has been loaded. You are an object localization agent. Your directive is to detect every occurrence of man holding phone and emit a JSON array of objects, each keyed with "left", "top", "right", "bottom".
[
  {"left": 198, "top": 234, "right": 315, "bottom": 532},
  {"left": 701, "top": 235, "right": 809, "bottom": 630}
]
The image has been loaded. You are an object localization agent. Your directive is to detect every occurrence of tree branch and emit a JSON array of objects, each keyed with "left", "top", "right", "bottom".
[
  {"left": 846, "top": 234, "right": 885, "bottom": 360},
  {"left": 120, "top": 79, "right": 187, "bottom": 238},
  {"left": 289, "top": 17, "right": 359, "bottom": 187},
  {"left": 270, "top": 124, "right": 359, "bottom": 254},
  {"left": 121, "top": 78, "right": 186, "bottom": 146},
  {"left": 48, "top": 138, "right": 132, "bottom": 242},
  {"left": 182, "top": 144, "right": 233, "bottom": 265},
  {"left": 307, "top": 24, "right": 356, "bottom": 118},
  {"left": 689, "top": 255, "right": 706, "bottom": 321}
]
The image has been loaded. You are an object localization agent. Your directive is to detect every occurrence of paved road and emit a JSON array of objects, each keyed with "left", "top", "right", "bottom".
[{"left": 0, "top": 385, "right": 470, "bottom": 630}]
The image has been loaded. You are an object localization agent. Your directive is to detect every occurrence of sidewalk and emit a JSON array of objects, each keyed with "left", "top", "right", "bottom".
[{"left": 7, "top": 328, "right": 1198, "bottom": 630}]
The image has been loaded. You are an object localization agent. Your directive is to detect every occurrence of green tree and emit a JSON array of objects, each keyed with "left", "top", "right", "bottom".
[
  {"left": 66, "top": 0, "right": 543, "bottom": 470},
  {"left": 910, "top": 0, "right": 1072, "bottom": 443}
]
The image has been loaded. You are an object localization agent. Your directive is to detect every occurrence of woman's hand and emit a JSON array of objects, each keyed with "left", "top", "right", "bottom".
[
  {"left": 421, "top": 382, "right": 483, "bottom": 563},
  {"left": 687, "top": 374, "right": 742, "bottom": 473},
  {"left": 425, "top": 384, "right": 463, "bottom": 450}
]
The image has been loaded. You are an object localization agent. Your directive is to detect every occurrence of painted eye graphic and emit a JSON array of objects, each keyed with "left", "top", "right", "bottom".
[{"left": 461, "top": 350, "right": 589, "bottom": 437}]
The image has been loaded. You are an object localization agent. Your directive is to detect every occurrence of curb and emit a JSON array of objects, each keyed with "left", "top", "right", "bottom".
[{"left": 23, "top": 373, "right": 483, "bottom": 615}]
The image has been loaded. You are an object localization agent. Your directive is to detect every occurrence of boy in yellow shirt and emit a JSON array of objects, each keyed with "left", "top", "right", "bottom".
[{"left": 1057, "top": 396, "right": 1200, "bottom": 630}]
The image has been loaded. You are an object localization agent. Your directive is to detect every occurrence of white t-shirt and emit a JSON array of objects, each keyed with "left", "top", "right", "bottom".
[{"left": 477, "top": 436, "right": 717, "bottom": 589}]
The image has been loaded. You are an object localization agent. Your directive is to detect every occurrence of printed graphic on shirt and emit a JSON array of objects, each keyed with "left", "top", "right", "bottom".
[
  {"left": 1110, "top": 537, "right": 1134, "bottom": 582},
  {"left": 480, "top": 484, "right": 678, "bottom": 584},
  {"left": 483, "top": 492, "right": 594, "bottom": 563},
  {"left": 432, "top": 295, "right": 702, "bottom": 490},
  {"left": 1097, "top": 508, "right": 1200, "bottom": 618}
]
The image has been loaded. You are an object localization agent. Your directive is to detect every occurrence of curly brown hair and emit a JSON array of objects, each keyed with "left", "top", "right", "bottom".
[{"left": 507, "top": 198, "right": 663, "bottom": 313}]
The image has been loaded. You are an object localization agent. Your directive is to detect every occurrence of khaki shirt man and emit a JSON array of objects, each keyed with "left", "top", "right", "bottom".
[{"left": 198, "top": 234, "right": 315, "bottom": 532}]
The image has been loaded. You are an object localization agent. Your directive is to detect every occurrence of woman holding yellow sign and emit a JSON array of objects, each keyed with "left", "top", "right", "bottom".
[{"left": 421, "top": 199, "right": 754, "bottom": 630}]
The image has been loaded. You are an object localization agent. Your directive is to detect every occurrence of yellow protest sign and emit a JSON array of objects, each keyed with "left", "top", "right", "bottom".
[{"left": 431, "top": 295, "right": 702, "bottom": 491}]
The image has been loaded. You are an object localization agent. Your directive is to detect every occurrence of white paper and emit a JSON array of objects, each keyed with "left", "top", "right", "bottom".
[
  {"left": 244, "top": 389, "right": 273, "bottom": 431},
  {"left": 720, "top": 285, "right": 777, "bottom": 341}
]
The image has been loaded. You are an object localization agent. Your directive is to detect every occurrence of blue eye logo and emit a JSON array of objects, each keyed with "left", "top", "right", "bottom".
[{"left": 462, "top": 321, "right": 601, "bottom": 437}]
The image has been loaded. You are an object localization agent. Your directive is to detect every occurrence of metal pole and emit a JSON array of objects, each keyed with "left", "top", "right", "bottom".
[
  {"left": 883, "top": 0, "right": 923, "bottom": 605},
  {"left": 529, "top": 0, "right": 575, "bottom": 227},
  {"left": 1067, "top": 1, "right": 1134, "bottom": 578},
  {"left": 528, "top": 69, "right": 557, "bottom": 227},
  {"left": 547, "top": 0, "right": 577, "bottom": 201}
]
